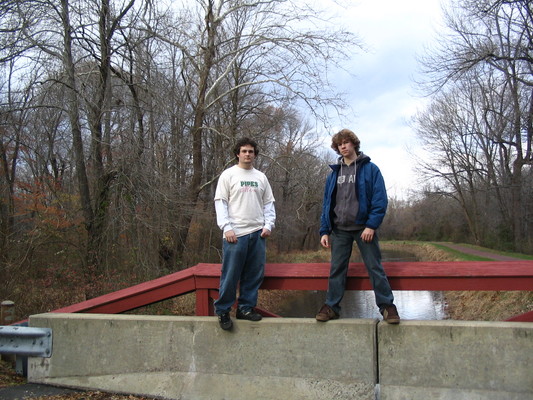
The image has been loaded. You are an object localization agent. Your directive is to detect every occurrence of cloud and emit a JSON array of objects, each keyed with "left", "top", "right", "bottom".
[{"left": 318, "top": 0, "right": 445, "bottom": 199}]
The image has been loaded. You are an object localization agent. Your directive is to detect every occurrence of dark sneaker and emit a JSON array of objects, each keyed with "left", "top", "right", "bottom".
[
  {"left": 218, "top": 312, "right": 233, "bottom": 330},
  {"left": 236, "top": 308, "right": 262, "bottom": 321},
  {"left": 380, "top": 304, "right": 400, "bottom": 324},
  {"left": 315, "top": 304, "right": 339, "bottom": 322}
]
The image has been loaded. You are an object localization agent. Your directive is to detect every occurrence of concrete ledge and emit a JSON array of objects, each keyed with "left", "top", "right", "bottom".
[
  {"left": 27, "top": 314, "right": 533, "bottom": 400},
  {"left": 28, "top": 314, "right": 378, "bottom": 400},
  {"left": 378, "top": 320, "right": 533, "bottom": 400}
]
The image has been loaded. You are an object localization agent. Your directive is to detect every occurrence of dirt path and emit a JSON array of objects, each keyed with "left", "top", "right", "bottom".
[{"left": 436, "top": 242, "right": 523, "bottom": 261}]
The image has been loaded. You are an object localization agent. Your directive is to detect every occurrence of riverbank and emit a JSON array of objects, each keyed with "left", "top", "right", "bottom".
[{"left": 382, "top": 241, "right": 533, "bottom": 321}]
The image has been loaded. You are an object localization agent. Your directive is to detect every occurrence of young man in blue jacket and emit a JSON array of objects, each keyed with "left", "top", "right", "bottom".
[{"left": 316, "top": 129, "right": 400, "bottom": 324}]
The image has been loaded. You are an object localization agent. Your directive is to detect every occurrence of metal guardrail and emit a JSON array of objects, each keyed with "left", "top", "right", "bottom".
[{"left": 0, "top": 326, "right": 53, "bottom": 357}]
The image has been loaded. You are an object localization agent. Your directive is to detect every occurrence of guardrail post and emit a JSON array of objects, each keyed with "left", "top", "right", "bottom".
[
  {"left": 1, "top": 300, "right": 15, "bottom": 325},
  {"left": 1, "top": 300, "right": 16, "bottom": 366}
]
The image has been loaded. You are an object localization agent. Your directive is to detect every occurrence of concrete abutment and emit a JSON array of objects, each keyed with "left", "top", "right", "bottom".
[{"left": 27, "top": 314, "right": 532, "bottom": 400}]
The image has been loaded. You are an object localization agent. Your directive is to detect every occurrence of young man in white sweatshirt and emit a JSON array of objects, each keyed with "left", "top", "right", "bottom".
[{"left": 214, "top": 137, "right": 276, "bottom": 330}]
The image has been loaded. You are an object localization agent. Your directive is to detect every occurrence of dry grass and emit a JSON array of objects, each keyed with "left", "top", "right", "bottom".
[
  {"left": 0, "top": 358, "right": 25, "bottom": 388},
  {"left": 445, "top": 291, "right": 533, "bottom": 321}
]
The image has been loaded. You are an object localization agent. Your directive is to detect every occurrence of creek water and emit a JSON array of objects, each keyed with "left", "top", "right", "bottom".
[{"left": 275, "top": 249, "right": 448, "bottom": 320}]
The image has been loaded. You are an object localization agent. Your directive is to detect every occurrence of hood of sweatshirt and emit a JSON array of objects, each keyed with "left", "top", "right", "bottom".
[{"left": 331, "top": 152, "right": 370, "bottom": 169}]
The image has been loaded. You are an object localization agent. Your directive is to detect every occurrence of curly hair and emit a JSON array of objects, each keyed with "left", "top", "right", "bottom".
[
  {"left": 233, "top": 137, "right": 259, "bottom": 160},
  {"left": 331, "top": 129, "right": 360, "bottom": 155}
]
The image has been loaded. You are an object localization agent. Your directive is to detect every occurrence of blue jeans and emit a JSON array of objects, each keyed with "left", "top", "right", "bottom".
[
  {"left": 326, "top": 228, "right": 394, "bottom": 314},
  {"left": 215, "top": 230, "right": 266, "bottom": 315}
]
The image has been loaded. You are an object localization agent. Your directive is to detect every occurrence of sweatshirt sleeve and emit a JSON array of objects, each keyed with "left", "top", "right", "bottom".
[
  {"left": 263, "top": 201, "right": 276, "bottom": 231},
  {"left": 214, "top": 199, "right": 233, "bottom": 233}
]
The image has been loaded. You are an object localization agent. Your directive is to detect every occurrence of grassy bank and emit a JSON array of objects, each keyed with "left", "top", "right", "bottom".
[
  {"left": 407, "top": 241, "right": 533, "bottom": 321},
  {"left": 384, "top": 241, "right": 533, "bottom": 320}
]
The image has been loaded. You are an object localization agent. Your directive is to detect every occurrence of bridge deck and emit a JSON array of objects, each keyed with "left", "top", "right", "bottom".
[{"left": 50, "top": 261, "right": 533, "bottom": 321}]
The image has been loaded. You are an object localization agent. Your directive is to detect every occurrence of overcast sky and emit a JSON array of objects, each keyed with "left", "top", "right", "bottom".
[{"left": 316, "top": 0, "right": 447, "bottom": 199}]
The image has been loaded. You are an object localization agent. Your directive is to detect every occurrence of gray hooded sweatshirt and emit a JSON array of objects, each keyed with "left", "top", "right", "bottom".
[{"left": 332, "top": 153, "right": 367, "bottom": 231}]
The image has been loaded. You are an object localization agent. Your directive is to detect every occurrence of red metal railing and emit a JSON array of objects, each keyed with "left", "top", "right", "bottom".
[{"left": 48, "top": 261, "right": 533, "bottom": 322}]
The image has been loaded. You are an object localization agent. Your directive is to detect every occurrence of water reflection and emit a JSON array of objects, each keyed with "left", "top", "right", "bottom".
[
  {"left": 276, "top": 250, "right": 448, "bottom": 320},
  {"left": 277, "top": 290, "right": 446, "bottom": 320}
]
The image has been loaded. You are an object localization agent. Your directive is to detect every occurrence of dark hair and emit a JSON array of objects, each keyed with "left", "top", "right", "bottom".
[
  {"left": 331, "top": 129, "right": 360, "bottom": 155},
  {"left": 233, "top": 137, "right": 259, "bottom": 160}
]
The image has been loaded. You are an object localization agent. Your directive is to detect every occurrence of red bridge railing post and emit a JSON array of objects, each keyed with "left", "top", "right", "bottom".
[{"left": 195, "top": 289, "right": 216, "bottom": 316}]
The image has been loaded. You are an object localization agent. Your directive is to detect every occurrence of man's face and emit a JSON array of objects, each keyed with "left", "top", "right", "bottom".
[
  {"left": 237, "top": 144, "right": 256, "bottom": 167},
  {"left": 338, "top": 139, "right": 356, "bottom": 158}
]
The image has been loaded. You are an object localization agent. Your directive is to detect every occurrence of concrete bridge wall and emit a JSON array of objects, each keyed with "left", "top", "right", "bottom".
[{"left": 27, "top": 313, "right": 532, "bottom": 400}]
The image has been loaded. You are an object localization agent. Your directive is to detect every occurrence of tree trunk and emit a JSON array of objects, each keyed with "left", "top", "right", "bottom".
[
  {"left": 176, "top": 0, "right": 218, "bottom": 262},
  {"left": 61, "top": 0, "right": 101, "bottom": 297}
]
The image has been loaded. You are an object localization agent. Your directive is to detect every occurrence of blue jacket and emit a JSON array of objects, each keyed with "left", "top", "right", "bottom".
[{"left": 319, "top": 155, "right": 388, "bottom": 236}]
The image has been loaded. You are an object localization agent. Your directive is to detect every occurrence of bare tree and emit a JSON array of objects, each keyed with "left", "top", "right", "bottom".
[
  {"left": 0, "top": 0, "right": 149, "bottom": 295},
  {"left": 144, "top": 0, "right": 362, "bottom": 260},
  {"left": 415, "top": 0, "right": 533, "bottom": 250},
  {"left": 0, "top": 65, "right": 23, "bottom": 257}
]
